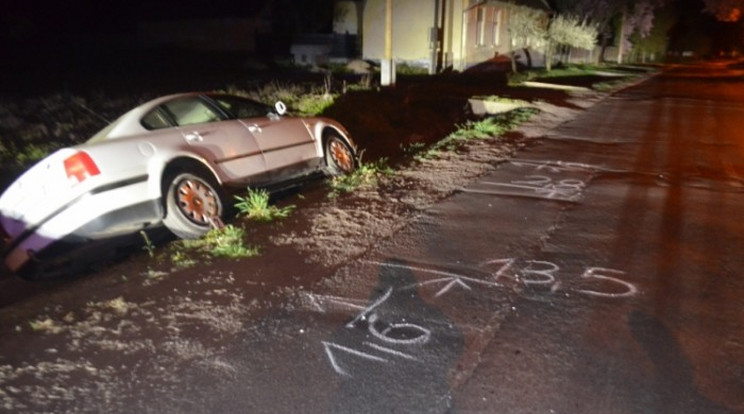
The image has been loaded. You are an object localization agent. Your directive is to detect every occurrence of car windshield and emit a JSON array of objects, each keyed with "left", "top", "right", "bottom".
[{"left": 209, "top": 94, "right": 274, "bottom": 119}]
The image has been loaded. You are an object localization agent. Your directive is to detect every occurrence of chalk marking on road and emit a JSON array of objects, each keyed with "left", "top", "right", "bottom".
[
  {"left": 434, "top": 278, "right": 473, "bottom": 297},
  {"left": 576, "top": 267, "right": 638, "bottom": 298},
  {"left": 367, "top": 313, "right": 432, "bottom": 345},
  {"left": 482, "top": 175, "right": 586, "bottom": 199},
  {"left": 321, "top": 261, "right": 638, "bottom": 377},
  {"left": 364, "top": 259, "right": 637, "bottom": 300},
  {"left": 365, "top": 260, "right": 501, "bottom": 297},
  {"left": 345, "top": 287, "right": 394, "bottom": 328},
  {"left": 521, "top": 260, "right": 559, "bottom": 286},
  {"left": 482, "top": 258, "right": 519, "bottom": 284},
  {"left": 363, "top": 342, "right": 420, "bottom": 361},
  {"left": 459, "top": 187, "right": 581, "bottom": 203},
  {"left": 301, "top": 292, "right": 368, "bottom": 314},
  {"left": 322, "top": 341, "right": 388, "bottom": 377}
]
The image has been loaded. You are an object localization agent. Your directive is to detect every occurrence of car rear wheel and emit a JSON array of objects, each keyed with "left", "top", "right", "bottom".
[
  {"left": 163, "top": 171, "right": 225, "bottom": 239},
  {"left": 325, "top": 134, "right": 356, "bottom": 176}
]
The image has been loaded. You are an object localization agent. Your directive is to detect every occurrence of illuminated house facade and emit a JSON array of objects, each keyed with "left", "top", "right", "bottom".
[{"left": 334, "top": 0, "right": 552, "bottom": 71}]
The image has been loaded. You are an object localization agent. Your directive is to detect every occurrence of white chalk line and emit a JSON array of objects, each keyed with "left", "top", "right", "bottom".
[
  {"left": 364, "top": 260, "right": 502, "bottom": 297},
  {"left": 363, "top": 342, "right": 420, "bottom": 361},
  {"left": 322, "top": 341, "right": 388, "bottom": 377},
  {"left": 367, "top": 313, "right": 432, "bottom": 345},
  {"left": 345, "top": 287, "right": 393, "bottom": 328}
]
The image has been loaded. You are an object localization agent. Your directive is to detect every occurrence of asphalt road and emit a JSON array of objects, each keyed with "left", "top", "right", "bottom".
[
  {"left": 1, "top": 63, "right": 743, "bottom": 413},
  {"left": 251, "top": 63, "right": 742, "bottom": 413}
]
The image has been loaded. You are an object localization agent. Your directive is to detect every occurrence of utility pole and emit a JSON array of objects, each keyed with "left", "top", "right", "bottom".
[{"left": 381, "top": 0, "right": 396, "bottom": 86}]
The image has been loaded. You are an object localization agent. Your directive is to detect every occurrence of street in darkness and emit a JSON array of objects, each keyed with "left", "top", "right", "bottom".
[
  {"left": 241, "top": 63, "right": 743, "bottom": 413},
  {"left": 0, "top": 63, "right": 742, "bottom": 413},
  {"left": 135, "top": 63, "right": 742, "bottom": 413}
]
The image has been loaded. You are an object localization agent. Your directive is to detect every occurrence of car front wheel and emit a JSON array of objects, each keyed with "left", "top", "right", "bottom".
[
  {"left": 162, "top": 171, "right": 224, "bottom": 239},
  {"left": 325, "top": 134, "right": 356, "bottom": 175}
]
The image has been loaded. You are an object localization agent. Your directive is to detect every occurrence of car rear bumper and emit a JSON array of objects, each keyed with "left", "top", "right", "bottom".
[{"left": 2, "top": 178, "right": 162, "bottom": 275}]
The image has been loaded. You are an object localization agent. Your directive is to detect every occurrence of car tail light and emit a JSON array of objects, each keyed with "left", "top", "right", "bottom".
[{"left": 64, "top": 151, "right": 100, "bottom": 184}]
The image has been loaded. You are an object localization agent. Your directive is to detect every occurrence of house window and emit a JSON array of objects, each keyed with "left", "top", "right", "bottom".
[
  {"left": 475, "top": 7, "right": 485, "bottom": 46},
  {"left": 492, "top": 9, "right": 501, "bottom": 46}
]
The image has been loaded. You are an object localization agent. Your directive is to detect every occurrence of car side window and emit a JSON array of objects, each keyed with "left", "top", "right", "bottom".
[
  {"left": 141, "top": 108, "right": 172, "bottom": 130},
  {"left": 163, "top": 98, "right": 222, "bottom": 126},
  {"left": 211, "top": 95, "right": 270, "bottom": 119}
]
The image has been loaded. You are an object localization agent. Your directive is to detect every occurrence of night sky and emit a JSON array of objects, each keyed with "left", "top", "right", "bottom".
[{"left": 1, "top": 0, "right": 741, "bottom": 94}]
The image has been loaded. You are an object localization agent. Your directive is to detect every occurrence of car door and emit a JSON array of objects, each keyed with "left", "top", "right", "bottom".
[
  {"left": 161, "top": 97, "right": 267, "bottom": 182},
  {"left": 207, "top": 94, "right": 318, "bottom": 178},
  {"left": 247, "top": 117, "right": 317, "bottom": 175}
]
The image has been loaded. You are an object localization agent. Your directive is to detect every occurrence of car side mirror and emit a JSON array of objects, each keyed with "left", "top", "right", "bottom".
[{"left": 274, "top": 101, "right": 287, "bottom": 116}]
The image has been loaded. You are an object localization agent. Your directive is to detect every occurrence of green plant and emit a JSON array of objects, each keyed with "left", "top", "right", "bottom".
[
  {"left": 474, "top": 95, "right": 531, "bottom": 106},
  {"left": 15, "top": 143, "right": 58, "bottom": 165},
  {"left": 401, "top": 141, "right": 426, "bottom": 155},
  {"left": 346, "top": 73, "right": 375, "bottom": 92},
  {"left": 296, "top": 94, "right": 336, "bottom": 116},
  {"left": 420, "top": 108, "right": 539, "bottom": 158},
  {"left": 29, "top": 318, "right": 61, "bottom": 333},
  {"left": 329, "top": 158, "right": 394, "bottom": 195},
  {"left": 140, "top": 230, "right": 156, "bottom": 258},
  {"left": 181, "top": 225, "right": 259, "bottom": 259},
  {"left": 396, "top": 62, "right": 428, "bottom": 75},
  {"left": 507, "top": 71, "right": 537, "bottom": 86},
  {"left": 234, "top": 188, "right": 295, "bottom": 221},
  {"left": 169, "top": 249, "right": 197, "bottom": 269}
]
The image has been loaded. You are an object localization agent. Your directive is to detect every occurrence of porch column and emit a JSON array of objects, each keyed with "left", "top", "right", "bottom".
[{"left": 381, "top": 0, "right": 396, "bottom": 86}]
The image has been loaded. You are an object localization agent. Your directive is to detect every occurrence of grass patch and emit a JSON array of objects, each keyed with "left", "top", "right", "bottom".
[
  {"left": 328, "top": 157, "right": 394, "bottom": 195},
  {"left": 180, "top": 225, "right": 259, "bottom": 259},
  {"left": 420, "top": 107, "right": 539, "bottom": 158},
  {"left": 473, "top": 96, "right": 531, "bottom": 106},
  {"left": 396, "top": 62, "right": 429, "bottom": 75},
  {"left": 168, "top": 249, "right": 198, "bottom": 269},
  {"left": 1, "top": 142, "right": 61, "bottom": 165},
  {"left": 28, "top": 318, "right": 62, "bottom": 333},
  {"left": 296, "top": 94, "right": 336, "bottom": 116},
  {"left": 507, "top": 71, "right": 537, "bottom": 86},
  {"left": 507, "top": 64, "right": 625, "bottom": 86},
  {"left": 234, "top": 188, "right": 295, "bottom": 221},
  {"left": 592, "top": 78, "right": 635, "bottom": 91}
]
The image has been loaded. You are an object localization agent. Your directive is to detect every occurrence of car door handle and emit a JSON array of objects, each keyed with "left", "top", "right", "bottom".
[
  {"left": 184, "top": 131, "right": 204, "bottom": 142},
  {"left": 247, "top": 124, "right": 262, "bottom": 133}
]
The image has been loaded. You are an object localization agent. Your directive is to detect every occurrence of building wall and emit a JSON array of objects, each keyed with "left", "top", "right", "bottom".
[
  {"left": 462, "top": 3, "right": 510, "bottom": 66},
  {"left": 359, "top": 0, "right": 550, "bottom": 72},
  {"left": 362, "top": 0, "right": 439, "bottom": 67}
]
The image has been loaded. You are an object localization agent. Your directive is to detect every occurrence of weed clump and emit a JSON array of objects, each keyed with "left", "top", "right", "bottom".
[
  {"left": 234, "top": 188, "right": 295, "bottom": 222},
  {"left": 328, "top": 157, "right": 394, "bottom": 196},
  {"left": 420, "top": 107, "right": 539, "bottom": 158},
  {"left": 180, "top": 225, "right": 259, "bottom": 259}
]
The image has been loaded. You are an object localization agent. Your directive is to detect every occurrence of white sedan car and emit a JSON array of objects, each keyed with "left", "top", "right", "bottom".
[{"left": 0, "top": 92, "right": 357, "bottom": 278}]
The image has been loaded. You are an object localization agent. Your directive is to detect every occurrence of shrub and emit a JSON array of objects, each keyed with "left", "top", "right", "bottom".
[
  {"left": 329, "top": 157, "right": 394, "bottom": 195},
  {"left": 181, "top": 225, "right": 259, "bottom": 259},
  {"left": 296, "top": 94, "right": 336, "bottom": 116},
  {"left": 234, "top": 188, "right": 295, "bottom": 221}
]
